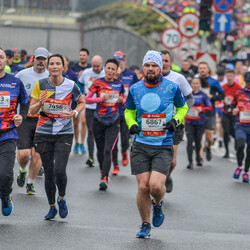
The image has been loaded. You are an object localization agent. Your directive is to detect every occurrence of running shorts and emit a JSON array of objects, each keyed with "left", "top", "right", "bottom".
[
  {"left": 205, "top": 115, "right": 216, "bottom": 130},
  {"left": 16, "top": 118, "right": 38, "bottom": 149},
  {"left": 130, "top": 142, "right": 173, "bottom": 176}
]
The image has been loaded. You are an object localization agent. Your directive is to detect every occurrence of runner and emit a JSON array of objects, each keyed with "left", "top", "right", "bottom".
[
  {"left": 232, "top": 71, "right": 250, "bottom": 183},
  {"left": 111, "top": 51, "right": 138, "bottom": 175},
  {"left": 197, "top": 62, "right": 225, "bottom": 162},
  {"left": 71, "top": 48, "right": 91, "bottom": 155},
  {"left": 221, "top": 69, "right": 242, "bottom": 158},
  {"left": 30, "top": 54, "right": 84, "bottom": 220},
  {"left": 125, "top": 50, "right": 188, "bottom": 238},
  {"left": 15, "top": 47, "right": 49, "bottom": 195},
  {"left": 185, "top": 78, "right": 212, "bottom": 169},
  {"left": 161, "top": 50, "right": 194, "bottom": 193},
  {"left": 85, "top": 58, "right": 125, "bottom": 190},
  {"left": 0, "top": 48, "right": 29, "bottom": 216},
  {"left": 78, "top": 55, "right": 105, "bottom": 167}
]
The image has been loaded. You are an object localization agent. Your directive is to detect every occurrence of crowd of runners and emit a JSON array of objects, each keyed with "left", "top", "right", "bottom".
[{"left": 0, "top": 43, "right": 250, "bottom": 238}]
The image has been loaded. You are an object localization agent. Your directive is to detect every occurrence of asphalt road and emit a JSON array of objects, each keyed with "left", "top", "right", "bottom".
[{"left": 1, "top": 139, "right": 250, "bottom": 250}]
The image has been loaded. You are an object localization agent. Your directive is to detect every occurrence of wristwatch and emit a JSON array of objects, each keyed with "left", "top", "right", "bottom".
[
  {"left": 174, "top": 118, "right": 179, "bottom": 126},
  {"left": 73, "top": 110, "right": 79, "bottom": 118}
]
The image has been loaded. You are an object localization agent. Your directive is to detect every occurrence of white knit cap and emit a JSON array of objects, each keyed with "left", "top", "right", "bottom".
[{"left": 142, "top": 50, "right": 163, "bottom": 71}]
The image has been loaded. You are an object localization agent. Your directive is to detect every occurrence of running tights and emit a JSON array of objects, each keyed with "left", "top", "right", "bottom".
[{"left": 236, "top": 138, "right": 250, "bottom": 172}]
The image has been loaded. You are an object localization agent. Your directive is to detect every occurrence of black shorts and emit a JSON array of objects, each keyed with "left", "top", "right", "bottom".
[
  {"left": 34, "top": 133, "right": 73, "bottom": 154},
  {"left": 130, "top": 142, "right": 173, "bottom": 176},
  {"left": 173, "top": 124, "right": 184, "bottom": 145},
  {"left": 16, "top": 118, "right": 38, "bottom": 149},
  {"left": 205, "top": 115, "right": 216, "bottom": 130}
]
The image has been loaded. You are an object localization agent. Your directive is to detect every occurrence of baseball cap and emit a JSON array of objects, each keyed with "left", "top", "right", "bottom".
[
  {"left": 34, "top": 47, "right": 49, "bottom": 59},
  {"left": 13, "top": 48, "right": 21, "bottom": 53},
  {"left": 4, "top": 49, "right": 14, "bottom": 57},
  {"left": 216, "top": 67, "right": 226, "bottom": 76},
  {"left": 113, "top": 51, "right": 126, "bottom": 62},
  {"left": 244, "top": 71, "right": 250, "bottom": 82}
]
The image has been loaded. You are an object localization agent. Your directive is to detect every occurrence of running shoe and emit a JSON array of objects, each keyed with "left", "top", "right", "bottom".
[
  {"left": 26, "top": 183, "right": 36, "bottom": 195},
  {"left": 242, "top": 172, "right": 249, "bottom": 183},
  {"left": 73, "top": 143, "right": 79, "bottom": 154},
  {"left": 86, "top": 158, "right": 95, "bottom": 167},
  {"left": 233, "top": 167, "right": 242, "bottom": 179},
  {"left": 165, "top": 176, "right": 173, "bottom": 193},
  {"left": 111, "top": 165, "right": 119, "bottom": 175},
  {"left": 187, "top": 163, "right": 194, "bottom": 169},
  {"left": 17, "top": 169, "right": 27, "bottom": 188},
  {"left": 37, "top": 166, "right": 44, "bottom": 177},
  {"left": 206, "top": 147, "right": 212, "bottom": 161},
  {"left": 99, "top": 177, "right": 109, "bottom": 191},
  {"left": 136, "top": 222, "right": 151, "bottom": 238},
  {"left": 223, "top": 152, "right": 229, "bottom": 159},
  {"left": 152, "top": 200, "right": 164, "bottom": 227},
  {"left": 1, "top": 195, "right": 13, "bottom": 216},
  {"left": 44, "top": 206, "right": 58, "bottom": 220},
  {"left": 80, "top": 144, "right": 87, "bottom": 154},
  {"left": 122, "top": 151, "right": 129, "bottom": 166},
  {"left": 57, "top": 197, "right": 68, "bottom": 218}
]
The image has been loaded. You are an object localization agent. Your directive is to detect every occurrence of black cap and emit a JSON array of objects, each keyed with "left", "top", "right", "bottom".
[
  {"left": 21, "top": 49, "right": 27, "bottom": 57},
  {"left": 244, "top": 72, "right": 250, "bottom": 82},
  {"left": 4, "top": 49, "right": 14, "bottom": 57},
  {"left": 187, "top": 55, "right": 194, "bottom": 60},
  {"left": 216, "top": 67, "right": 226, "bottom": 76}
]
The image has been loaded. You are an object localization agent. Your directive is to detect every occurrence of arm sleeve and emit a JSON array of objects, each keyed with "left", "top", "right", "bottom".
[
  {"left": 76, "top": 80, "right": 85, "bottom": 94},
  {"left": 125, "top": 91, "right": 138, "bottom": 129},
  {"left": 211, "top": 81, "right": 225, "bottom": 102},
  {"left": 185, "top": 93, "right": 194, "bottom": 109},
  {"left": 173, "top": 87, "right": 189, "bottom": 124},
  {"left": 19, "top": 102, "right": 30, "bottom": 120},
  {"left": 85, "top": 91, "right": 103, "bottom": 104}
]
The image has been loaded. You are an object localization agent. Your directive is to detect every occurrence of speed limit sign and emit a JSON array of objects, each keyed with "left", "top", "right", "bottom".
[{"left": 161, "top": 28, "right": 182, "bottom": 49}]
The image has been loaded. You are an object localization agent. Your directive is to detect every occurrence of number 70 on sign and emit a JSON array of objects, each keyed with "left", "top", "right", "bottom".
[{"left": 161, "top": 28, "right": 182, "bottom": 49}]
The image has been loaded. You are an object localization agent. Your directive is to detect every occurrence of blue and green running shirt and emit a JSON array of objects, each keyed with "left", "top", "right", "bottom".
[{"left": 125, "top": 77, "right": 188, "bottom": 146}]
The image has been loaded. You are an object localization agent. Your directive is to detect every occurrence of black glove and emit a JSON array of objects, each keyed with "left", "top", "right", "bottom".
[
  {"left": 163, "top": 119, "right": 177, "bottom": 133},
  {"left": 224, "top": 104, "right": 234, "bottom": 113},
  {"left": 129, "top": 124, "right": 141, "bottom": 135}
]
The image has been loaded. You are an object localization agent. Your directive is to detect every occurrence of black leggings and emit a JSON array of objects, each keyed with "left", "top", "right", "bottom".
[
  {"left": 236, "top": 138, "right": 250, "bottom": 172},
  {"left": 185, "top": 123, "right": 205, "bottom": 163},
  {"left": 112, "top": 116, "right": 129, "bottom": 165},
  {"left": 93, "top": 118, "right": 120, "bottom": 178},
  {"left": 34, "top": 134, "right": 73, "bottom": 205},
  {"left": 221, "top": 112, "right": 235, "bottom": 154},
  {"left": 85, "top": 108, "right": 95, "bottom": 159}
]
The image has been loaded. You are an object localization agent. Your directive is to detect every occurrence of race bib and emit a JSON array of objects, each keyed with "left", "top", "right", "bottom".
[
  {"left": 124, "top": 84, "right": 129, "bottom": 97},
  {"left": 239, "top": 111, "right": 250, "bottom": 124},
  {"left": 0, "top": 91, "right": 10, "bottom": 112},
  {"left": 100, "top": 89, "right": 119, "bottom": 105},
  {"left": 43, "top": 98, "right": 69, "bottom": 118},
  {"left": 186, "top": 108, "right": 199, "bottom": 120},
  {"left": 141, "top": 113, "right": 166, "bottom": 136},
  {"left": 225, "top": 96, "right": 233, "bottom": 105}
]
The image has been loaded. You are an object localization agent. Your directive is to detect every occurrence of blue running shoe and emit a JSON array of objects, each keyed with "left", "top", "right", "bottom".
[
  {"left": 80, "top": 144, "right": 87, "bottom": 154},
  {"left": 233, "top": 167, "right": 242, "bottom": 179},
  {"left": 1, "top": 195, "right": 13, "bottom": 216},
  {"left": 243, "top": 172, "right": 249, "bottom": 183},
  {"left": 73, "top": 143, "right": 79, "bottom": 154},
  {"left": 57, "top": 197, "right": 68, "bottom": 218},
  {"left": 136, "top": 222, "right": 151, "bottom": 238},
  {"left": 44, "top": 206, "right": 57, "bottom": 220},
  {"left": 152, "top": 200, "right": 164, "bottom": 227}
]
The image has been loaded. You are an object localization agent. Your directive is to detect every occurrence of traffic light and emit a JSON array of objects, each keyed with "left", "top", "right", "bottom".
[{"left": 199, "top": 0, "right": 212, "bottom": 31}]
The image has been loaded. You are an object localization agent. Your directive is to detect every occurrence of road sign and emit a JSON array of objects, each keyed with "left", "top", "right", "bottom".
[
  {"left": 160, "top": 28, "right": 182, "bottom": 49},
  {"left": 196, "top": 52, "right": 217, "bottom": 72},
  {"left": 214, "top": 13, "right": 232, "bottom": 33},
  {"left": 178, "top": 13, "right": 199, "bottom": 38},
  {"left": 176, "top": 39, "right": 200, "bottom": 62},
  {"left": 213, "top": 0, "right": 235, "bottom": 13}
]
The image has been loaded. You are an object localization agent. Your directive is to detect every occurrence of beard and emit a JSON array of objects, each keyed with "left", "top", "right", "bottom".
[{"left": 145, "top": 72, "right": 161, "bottom": 82}]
